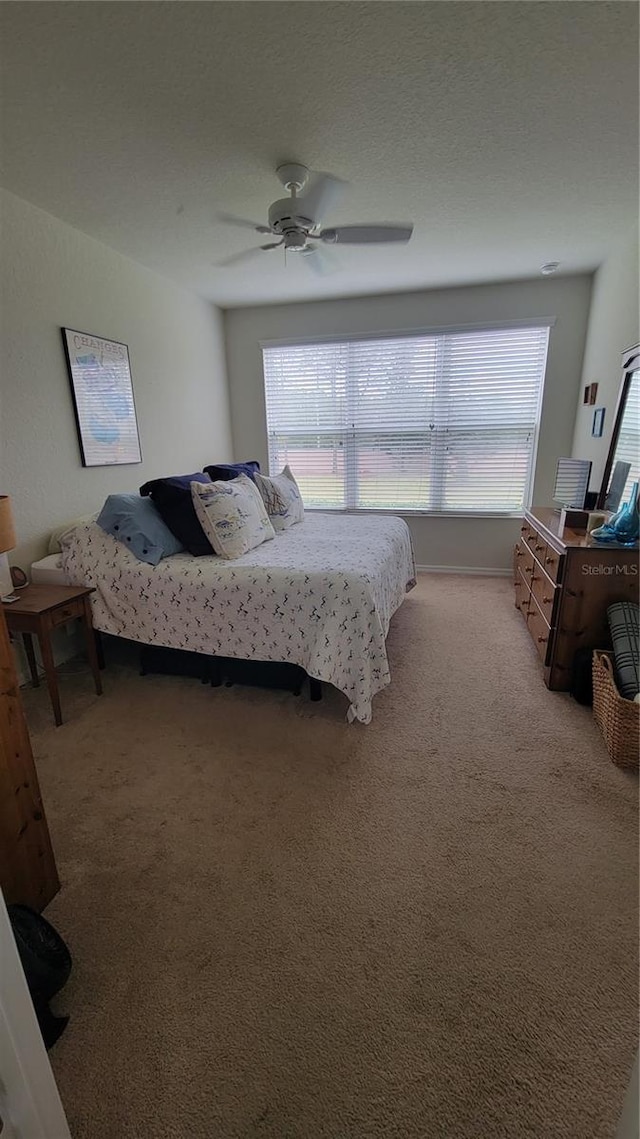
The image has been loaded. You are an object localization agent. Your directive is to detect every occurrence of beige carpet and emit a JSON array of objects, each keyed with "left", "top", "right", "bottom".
[{"left": 25, "top": 575, "right": 637, "bottom": 1139}]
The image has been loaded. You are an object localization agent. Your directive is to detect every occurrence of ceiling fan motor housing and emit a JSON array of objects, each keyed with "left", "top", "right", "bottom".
[{"left": 268, "top": 197, "right": 314, "bottom": 239}]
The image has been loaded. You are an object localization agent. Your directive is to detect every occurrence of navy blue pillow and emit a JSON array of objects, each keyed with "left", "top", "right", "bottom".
[
  {"left": 203, "top": 461, "right": 260, "bottom": 483},
  {"left": 139, "top": 472, "right": 213, "bottom": 556},
  {"left": 97, "top": 495, "right": 184, "bottom": 566}
]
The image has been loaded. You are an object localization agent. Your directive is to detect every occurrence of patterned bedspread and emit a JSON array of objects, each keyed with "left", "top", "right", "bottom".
[{"left": 61, "top": 512, "right": 416, "bottom": 723}]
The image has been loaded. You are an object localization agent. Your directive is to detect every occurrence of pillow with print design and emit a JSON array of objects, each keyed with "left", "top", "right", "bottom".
[
  {"left": 191, "top": 474, "right": 275, "bottom": 560},
  {"left": 97, "top": 494, "right": 184, "bottom": 565},
  {"left": 254, "top": 465, "right": 304, "bottom": 531}
]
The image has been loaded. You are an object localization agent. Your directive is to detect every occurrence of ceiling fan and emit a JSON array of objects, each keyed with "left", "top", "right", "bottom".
[{"left": 215, "top": 163, "right": 413, "bottom": 272}]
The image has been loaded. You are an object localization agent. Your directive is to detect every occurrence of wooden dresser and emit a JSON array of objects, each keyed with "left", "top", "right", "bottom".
[
  {"left": 514, "top": 507, "right": 639, "bottom": 690},
  {"left": 0, "top": 606, "right": 59, "bottom": 910}
]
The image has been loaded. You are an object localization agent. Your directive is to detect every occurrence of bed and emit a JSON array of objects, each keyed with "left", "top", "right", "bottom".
[{"left": 48, "top": 512, "right": 415, "bottom": 723}]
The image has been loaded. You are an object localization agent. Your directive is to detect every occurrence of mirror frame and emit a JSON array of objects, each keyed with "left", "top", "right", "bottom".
[{"left": 596, "top": 343, "right": 640, "bottom": 509}]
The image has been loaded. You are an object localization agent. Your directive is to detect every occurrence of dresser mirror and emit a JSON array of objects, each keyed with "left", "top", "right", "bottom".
[{"left": 596, "top": 344, "right": 640, "bottom": 509}]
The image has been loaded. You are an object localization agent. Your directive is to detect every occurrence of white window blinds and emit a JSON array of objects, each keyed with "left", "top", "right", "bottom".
[
  {"left": 262, "top": 324, "right": 550, "bottom": 514},
  {"left": 615, "top": 369, "right": 640, "bottom": 504}
]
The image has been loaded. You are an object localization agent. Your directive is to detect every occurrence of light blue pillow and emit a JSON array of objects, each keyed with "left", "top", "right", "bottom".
[{"left": 97, "top": 494, "right": 184, "bottom": 565}]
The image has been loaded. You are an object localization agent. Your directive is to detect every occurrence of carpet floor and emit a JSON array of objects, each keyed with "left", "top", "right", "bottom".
[{"left": 25, "top": 574, "right": 638, "bottom": 1139}]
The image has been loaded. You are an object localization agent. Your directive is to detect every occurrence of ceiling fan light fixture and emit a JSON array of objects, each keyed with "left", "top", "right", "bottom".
[{"left": 283, "top": 231, "right": 308, "bottom": 253}]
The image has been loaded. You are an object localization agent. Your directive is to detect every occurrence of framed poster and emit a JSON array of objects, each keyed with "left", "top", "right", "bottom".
[{"left": 61, "top": 328, "right": 142, "bottom": 467}]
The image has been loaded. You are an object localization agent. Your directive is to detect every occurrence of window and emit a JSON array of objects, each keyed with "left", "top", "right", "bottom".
[
  {"left": 262, "top": 324, "right": 550, "bottom": 514},
  {"left": 616, "top": 368, "right": 640, "bottom": 504}
]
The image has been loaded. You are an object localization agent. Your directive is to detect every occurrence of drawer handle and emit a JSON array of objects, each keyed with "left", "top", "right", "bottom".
[
  {"left": 515, "top": 549, "right": 523, "bottom": 558},
  {"left": 535, "top": 544, "right": 544, "bottom": 552},
  {"left": 520, "top": 526, "right": 527, "bottom": 533},
  {"left": 543, "top": 596, "right": 553, "bottom": 604},
  {"left": 545, "top": 556, "right": 555, "bottom": 565},
  {"left": 537, "top": 635, "right": 548, "bottom": 644},
  {"left": 524, "top": 566, "right": 533, "bottom": 574}
]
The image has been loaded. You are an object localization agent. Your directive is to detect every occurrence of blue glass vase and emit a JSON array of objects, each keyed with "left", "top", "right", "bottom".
[
  {"left": 612, "top": 481, "right": 639, "bottom": 546},
  {"left": 591, "top": 481, "right": 639, "bottom": 545},
  {"left": 590, "top": 502, "right": 627, "bottom": 543}
]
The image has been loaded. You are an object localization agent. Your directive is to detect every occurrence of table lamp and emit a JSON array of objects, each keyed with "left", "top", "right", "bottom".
[{"left": 0, "top": 495, "right": 19, "bottom": 602}]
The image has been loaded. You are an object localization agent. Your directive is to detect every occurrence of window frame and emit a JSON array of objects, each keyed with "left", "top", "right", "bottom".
[{"left": 261, "top": 318, "right": 554, "bottom": 519}]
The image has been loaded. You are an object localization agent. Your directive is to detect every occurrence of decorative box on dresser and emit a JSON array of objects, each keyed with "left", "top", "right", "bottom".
[{"left": 514, "top": 508, "right": 639, "bottom": 690}]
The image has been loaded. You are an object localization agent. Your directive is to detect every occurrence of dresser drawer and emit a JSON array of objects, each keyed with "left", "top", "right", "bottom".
[
  {"left": 530, "top": 566, "right": 558, "bottom": 626},
  {"left": 526, "top": 597, "right": 552, "bottom": 665},
  {"left": 519, "top": 541, "right": 535, "bottom": 582},
  {"left": 513, "top": 540, "right": 528, "bottom": 579},
  {"left": 515, "top": 569, "right": 531, "bottom": 615},
  {"left": 541, "top": 545, "right": 561, "bottom": 583},
  {"left": 523, "top": 524, "right": 541, "bottom": 555},
  {"left": 530, "top": 534, "right": 547, "bottom": 563}
]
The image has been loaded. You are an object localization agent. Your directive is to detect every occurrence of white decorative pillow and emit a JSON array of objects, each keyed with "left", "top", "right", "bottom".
[
  {"left": 48, "top": 514, "right": 98, "bottom": 554},
  {"left": 190, "top": 474, "right": 275, "bottom": 559},
  {"left": 254, "top": 465, "right": 304, "bottom": 531}
]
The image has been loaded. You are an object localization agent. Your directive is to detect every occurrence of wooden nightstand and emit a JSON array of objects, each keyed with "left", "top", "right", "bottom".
[{"left": 2, "top": 584, "right": 103, "bottom": 726}]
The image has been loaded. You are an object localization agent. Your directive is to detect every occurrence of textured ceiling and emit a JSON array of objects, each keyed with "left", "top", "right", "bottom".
[{"left": 0, "top": 2, "right": 637, "bottom": 308}]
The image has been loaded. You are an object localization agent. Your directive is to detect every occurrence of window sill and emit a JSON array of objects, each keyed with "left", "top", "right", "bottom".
[{"left": 305, "top": 508, "right": 525, "bottom": 520}]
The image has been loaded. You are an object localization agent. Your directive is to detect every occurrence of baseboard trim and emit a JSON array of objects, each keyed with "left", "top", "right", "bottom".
[{"left": 416, "top": 565, "right": 511, "bottom": 577}]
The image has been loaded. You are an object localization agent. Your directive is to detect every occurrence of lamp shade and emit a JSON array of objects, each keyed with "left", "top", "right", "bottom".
[{"left": 0, "top": 496, "right": 16, "bottom": 554}]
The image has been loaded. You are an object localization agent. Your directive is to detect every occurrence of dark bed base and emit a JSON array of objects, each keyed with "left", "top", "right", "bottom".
[{"left": 138, "top": 644, "right": 322, "bottom": 702}]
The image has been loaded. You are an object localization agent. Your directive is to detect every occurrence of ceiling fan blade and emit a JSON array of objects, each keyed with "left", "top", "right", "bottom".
[
  {"left": 319, "top": 223, "right": 414, "bottom": 245},
  {"left": 301, "top": 244, "right": 339, "bottom": 276},
  {"left": 216, "top": 211, "right": 272, "bottom": 235},
  {"left": 298, "top": 171, "right": 347, "bottom": 224},
  {"left": 215, "top": 240, "right": 283, "bottom": 268},
  {"left": 214, "top": 246, "right": 267, "bottom": 268}
]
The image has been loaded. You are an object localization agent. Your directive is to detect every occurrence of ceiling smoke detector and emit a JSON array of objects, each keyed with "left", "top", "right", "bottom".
[{"left": 540, "top": 261, "right": 560, "bottom": 276}]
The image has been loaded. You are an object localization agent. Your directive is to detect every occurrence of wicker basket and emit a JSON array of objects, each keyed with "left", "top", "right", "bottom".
[{"left": 592, "top": 651, "right": 639, "bottom": 770}]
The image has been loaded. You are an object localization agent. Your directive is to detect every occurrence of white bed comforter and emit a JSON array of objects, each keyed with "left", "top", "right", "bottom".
[{"left": 61, "top": 512, "right": 416, "bottom": 723}]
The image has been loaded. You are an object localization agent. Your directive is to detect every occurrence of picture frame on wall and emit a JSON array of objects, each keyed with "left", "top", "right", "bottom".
[
  {"left": 592, "top": 407, "right": 605, "bottom": 438},
  {"left": 61, "top": 328, "right": 142, "bottom": 467}
]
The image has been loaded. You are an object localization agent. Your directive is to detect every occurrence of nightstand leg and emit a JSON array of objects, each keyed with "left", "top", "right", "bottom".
[
  {"left": 82, "top": 598, "right": 103, "bottom": 696},
  {"left": 37, "top": 629, "right": 62, "bottom": 727},
  {"left": 22, "top": 633, "right": 40, "bottom": 688}
]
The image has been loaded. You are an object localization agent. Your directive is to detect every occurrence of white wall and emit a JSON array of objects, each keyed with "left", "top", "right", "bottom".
[
  {"left": 572, "top": 228, "right": 640, "bottom": 491},
  {"left": 0, "top": 189, "right": 233, "bottom": 568},
  {"left": 224, "top": 275, "right": 592, "bottom": 569}
]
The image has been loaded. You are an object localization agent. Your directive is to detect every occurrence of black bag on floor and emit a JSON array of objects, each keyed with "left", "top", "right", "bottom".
[
  {"left": 570, "top": 647, "right": 594, "bottom": 706},
  {"left": 8, "top": 904, "right": 72, "bottom": 1049}
]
